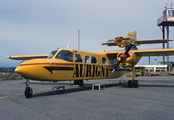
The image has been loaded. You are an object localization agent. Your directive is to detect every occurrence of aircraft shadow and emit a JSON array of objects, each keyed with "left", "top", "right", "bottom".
[
  {"left": 32, "top": 83, "right": 122, "bottom": 98},
  {"left": 120, "top": 83, "right": 174, "bottom": 88},
  {"left": 20, "top": 81, "right": 73, "bottom": 86},
  {"left": 139, "top": 84, "right": 174, "bottom": 88},
  {"left": 33, "top": 87, "right": 91, "bottom": 98},
  {"left": 32, "top": 82, "right": 174, "bottom": 98}
]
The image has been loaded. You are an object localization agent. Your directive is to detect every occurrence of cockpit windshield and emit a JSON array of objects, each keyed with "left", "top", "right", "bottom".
[
  {"left": 55, "top": 50, "right": 73, "bottom": 62},
  {"left": 47, "top": 50, "right": 58, "bottom": 59}
]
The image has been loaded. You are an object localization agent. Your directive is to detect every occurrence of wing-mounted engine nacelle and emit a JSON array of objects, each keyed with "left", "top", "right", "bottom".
[
  {"left": 117, "top": 52, "right": 141, "bottom": 67},
  {"left": 115, "top": 36, "right": 134, "bottom": 48}
]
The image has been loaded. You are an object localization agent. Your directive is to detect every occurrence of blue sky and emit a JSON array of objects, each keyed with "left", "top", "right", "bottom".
[{"left": 1, "top": 0, "right": 174, "bottom": 67}]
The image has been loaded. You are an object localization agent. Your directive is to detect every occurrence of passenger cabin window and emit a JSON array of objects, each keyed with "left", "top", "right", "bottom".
[
  {"left": 47, "top": 50, "right": 58, "bottom": 59},
  {"left": 91, "top": 56, "right": 97, "bottom": 64},
  {"left": 75, "top": 54, "right": 83, "bottom": 63},
  {"left": 85, "top": 55, "right": 90, "bottom": 63},
  {"left": 55, "top": 50, "right": 73, "bottom": 62},
  {"left": 102, "top": 57, "right": 108, "bottom": 65},
  {"left": 109, "top": 58, "right": 118, "bottom": 65}
]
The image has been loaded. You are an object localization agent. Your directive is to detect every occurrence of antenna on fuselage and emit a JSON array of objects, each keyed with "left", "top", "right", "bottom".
[
  {"left": 56, "top": 45, "right": 59, "bottom": 49},
  {"left": 67, "top": 40, "right": 71, "bottom": 49}
]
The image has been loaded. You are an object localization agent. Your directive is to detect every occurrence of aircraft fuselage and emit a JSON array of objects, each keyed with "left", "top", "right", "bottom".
[{"left": 15, "top": 49, "right": 134, "bottom": 81}]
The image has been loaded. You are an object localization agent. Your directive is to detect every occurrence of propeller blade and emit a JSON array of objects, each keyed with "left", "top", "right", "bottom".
[
  {"left": 122, "top": 37, "right": 131, "bottom": 40},
  {"left": 125, "top": 41, "right": 134, "bottom": 55},
  {"left": 112, "top": 60, "right": 121, "bottom": 72}
]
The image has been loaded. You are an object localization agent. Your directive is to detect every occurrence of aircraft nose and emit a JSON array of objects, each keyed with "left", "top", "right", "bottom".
[
  {"left": 15, "top": 66, "right": 22, "bottom": 74},
  {"left": 15, "top": 66, "right": 27, "bottom": 75},
  {"left": 15, "top": 62, "right": 38, "bottom": 79}
]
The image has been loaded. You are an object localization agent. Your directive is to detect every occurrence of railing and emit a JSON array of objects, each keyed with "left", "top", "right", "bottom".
[{"left": 157, "top": 15, "right": 164, "bottom": 25}]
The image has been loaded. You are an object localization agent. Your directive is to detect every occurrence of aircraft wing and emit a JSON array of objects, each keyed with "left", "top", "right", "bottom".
[
  {"left": 133, "top": 48, "right": 174, "bottom": 56},
  {"left": 105, "top": 48, "right": 174, "bottom": 56},
  {"left": 136, "top": 39, "right": 173, "bottom": 45},
  {"left": 6, "top": 54, "right": 49, "bottom": 60}
]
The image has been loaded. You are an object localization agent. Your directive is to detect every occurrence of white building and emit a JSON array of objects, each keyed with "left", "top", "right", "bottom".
[{"left": 135, "top": 65, "right": 167, "bottom": 72}]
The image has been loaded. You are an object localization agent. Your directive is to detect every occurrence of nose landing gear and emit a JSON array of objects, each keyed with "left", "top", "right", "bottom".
[{"left": 25, "top": 79, "right": 33, "bottom": 98}]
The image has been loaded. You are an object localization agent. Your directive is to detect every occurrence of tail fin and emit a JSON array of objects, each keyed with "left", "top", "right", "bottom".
[{"left": 127, "top": 31, "right": 136, "bottom": 39}]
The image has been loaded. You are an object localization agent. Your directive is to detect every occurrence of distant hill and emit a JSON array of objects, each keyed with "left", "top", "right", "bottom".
[
  {"left": 0, "top": 67, "right": 23, "bottom": 81},
  {"left": 0, "top": 67, "right": 16, "bottom": 73}
]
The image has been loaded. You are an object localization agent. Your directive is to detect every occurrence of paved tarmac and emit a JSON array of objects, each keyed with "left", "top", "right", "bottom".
[{"left": 0, "top": 76, "right": 174, "bottom": 120}]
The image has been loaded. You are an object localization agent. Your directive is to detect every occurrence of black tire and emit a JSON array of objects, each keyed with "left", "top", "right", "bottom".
[
  {"left": 25, "top": 87, "right": 33, "bottom": 98},
  {"left": 133, "top": 80, "right": 138, "bottom": 88},
  {"left": 128, "top": 80, "right": 133, "bottom": 88},
  {"left": 74, "top": 80, "right": 84, "bottom": 86}
]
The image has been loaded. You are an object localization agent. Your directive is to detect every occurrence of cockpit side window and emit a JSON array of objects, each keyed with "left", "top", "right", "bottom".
[
  {"left": 47, "top": 50, "right": 58, "bottom": 59},
  {"left": 55, "top": 50, "right": 73, "bottom": 62},
  {"left": 91, "top": 56, "right": 98, "bottom": 64},
  {"left": 75, "top": 54, "right": 83, "bottom": 63}
]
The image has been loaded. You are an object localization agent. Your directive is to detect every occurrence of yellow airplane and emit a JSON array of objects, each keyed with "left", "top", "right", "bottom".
[{"left": 6, "top": 31, "right": 174, "bottom": 98}]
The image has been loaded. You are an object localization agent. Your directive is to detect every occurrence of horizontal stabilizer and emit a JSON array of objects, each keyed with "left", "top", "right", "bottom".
[
  {"left": 136, "top": 39, "right": 174, "bottom": 45},
  {"left": 102, "top": 39, "right": 117, "bottom": 46}
]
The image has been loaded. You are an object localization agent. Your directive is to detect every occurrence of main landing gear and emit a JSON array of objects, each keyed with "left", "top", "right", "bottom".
[
  {"left": 128, "top": 80, "right": 138, "bottom": 88},
  {"left": 25, "top": 79, "right": 33, "bottom": 98},
  {"left": 74, "top": 80, "right": 84, "bottom": 86},
  {"left": 128, "top": 65, "right": 139, "bottom": 88}
]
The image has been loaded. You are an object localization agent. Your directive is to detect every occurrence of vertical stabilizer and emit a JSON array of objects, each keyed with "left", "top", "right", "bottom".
[{"left": 127, "top": 31, "right": 137, "bottom": 39}]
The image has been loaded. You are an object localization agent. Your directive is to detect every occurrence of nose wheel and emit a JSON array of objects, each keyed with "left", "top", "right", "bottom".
[{"left": 25, "top": 79, "right": 33, "bottom": 98}]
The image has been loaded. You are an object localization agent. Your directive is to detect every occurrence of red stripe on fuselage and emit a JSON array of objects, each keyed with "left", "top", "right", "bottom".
[{"left": 19, "top": 63, "right": 74, "bottom": 66}]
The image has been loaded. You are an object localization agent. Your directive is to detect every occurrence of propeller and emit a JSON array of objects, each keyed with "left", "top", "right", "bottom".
[
  {"left": 115, "top": 37, "right": 131, "bottom": 42},
  {"left": 112, "top": 41, "right": 134, "bottom": 72}
]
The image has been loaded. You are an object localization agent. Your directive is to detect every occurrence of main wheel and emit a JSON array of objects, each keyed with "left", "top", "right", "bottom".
[
  {"left": 25, "top": 87, "right": 33, "bottom": 98},
  {"left": 133, "top": 80, "right": 139, "bottom": 88},
  {"left": 128, "top": 80, "right": 133, "bottom": 88},
  {"left": 74, "top": 80, "right": 84, "bottom": 86}
]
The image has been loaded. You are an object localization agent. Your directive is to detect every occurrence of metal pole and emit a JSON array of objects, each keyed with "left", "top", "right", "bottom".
[
  {"left": 162, "top": 25, "right": 165, "bottom": 62},
  {"left": 167, "top": 25, "right": 169, "bottom": 60},
  {"left": 78, "top": 30, "right": 80, "bottom": 50},
  {"left": 167, "top": 25, "right": 170, "bottom": 71}
]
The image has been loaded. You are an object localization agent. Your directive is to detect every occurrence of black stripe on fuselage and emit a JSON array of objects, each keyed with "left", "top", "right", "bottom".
[
  {"left": 109, "top": 69, "right": 131, "bottom": 71},
  {"left": 44, "top": 67, "right": 74, "bottom": 74}
]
